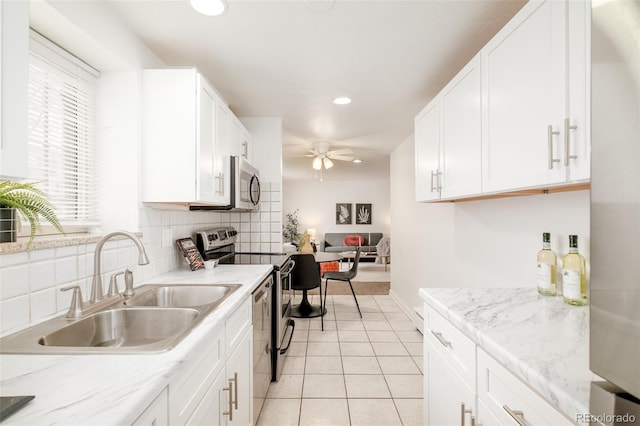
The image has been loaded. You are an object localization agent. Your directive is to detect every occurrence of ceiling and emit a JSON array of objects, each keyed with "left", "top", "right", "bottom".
[{"left": 107, "top": 0, "right": 526, "bottom": 181}]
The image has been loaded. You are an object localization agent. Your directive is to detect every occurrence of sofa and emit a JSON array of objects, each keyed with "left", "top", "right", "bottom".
[{"left": 320, "top": 232, "right": 383, "bottom": 254}]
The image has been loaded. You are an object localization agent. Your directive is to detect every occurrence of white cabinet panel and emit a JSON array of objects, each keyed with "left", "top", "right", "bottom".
[
  {"left": 133, "top": 387, "right": 169, "bottom": 426},
  {"left": 415, "top": 54, "right": 482, "bottom": 202},
  {"left": 424, "top": 305, "right": 476, "bottom": 390},
  {"left": 225, "top": 328, "right": 252, "bottom": 426},
  {"left": 441, "top": 54, "right": 482, "bottom": 199},
  {"left": 477, "top": 348, "right": 573, "bottom": 425},
  {"left": 142, "top": 68, "right": 230, "bottom": 206},
  {"left": 481, "top": 0, "right": 590, "bottom": 193},
  {"left": 425, "top": 348, "right": 476, "bottom": 426},
  {"left": 415, "top": 100, "right": 441, "bottom": 202},
  {"left": 0, "top": 0, "right": 29, "bottom": 180},
  {"left": 482, "top": 0, "right": 567, "bottom": 192}
]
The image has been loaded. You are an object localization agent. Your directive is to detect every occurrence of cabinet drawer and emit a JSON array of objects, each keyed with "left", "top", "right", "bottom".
[
  {"left": 226, "top": 297, "right": 251, "bottom": 359},
  {"left": 170, "top": 326, "right": 225, "bottom": 425},
  {"left": 477, "top": 348, "right": 573, "bottom": 425},
  {"left": 133, "top": 387, "right": 168, "bottom": 426},
  {"left": 424, "top": 303, "right": 476, "bottom": 389}
]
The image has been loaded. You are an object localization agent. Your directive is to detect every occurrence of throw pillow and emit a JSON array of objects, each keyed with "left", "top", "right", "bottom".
[{"left": 343, "top": 235, "right": 364, "bottom": 247}]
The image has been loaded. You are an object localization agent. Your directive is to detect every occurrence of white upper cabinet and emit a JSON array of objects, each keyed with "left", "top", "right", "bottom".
[
  {"left": 142, "top": 68, "right": 230, "bottom": 206},
  {"left": 440, "top": 54, "right": 482, "bottom": 200},
  {"left": 415, "top": 99, "right": 441, "bottom": 202},
  {"left": 415, "top": 0, "right": 590, "bottom": 202},
  {"left": 0, "top": 0, "right": 29, "bottom": 180},
  {"left": 415, "top": 54, "right": 482, "bottom": 201},
  {"left": 481, "top": 0, "right": 590, "bottom": 193},
  {"left": 229, "top": 116, "right": 252, "bottom": 162}
]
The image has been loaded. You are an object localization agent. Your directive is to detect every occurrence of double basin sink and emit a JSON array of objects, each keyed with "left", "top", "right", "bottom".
[{"left": 0, "top": 284, "right": 241, "bottom": 354}]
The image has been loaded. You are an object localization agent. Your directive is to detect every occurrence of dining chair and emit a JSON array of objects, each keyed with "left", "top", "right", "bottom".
[
  {"left": 322, "top": 247, "right": 362, "bottom": 319},
  {"left": 290, "top": 253, "right": 325, "bottom": 330}
]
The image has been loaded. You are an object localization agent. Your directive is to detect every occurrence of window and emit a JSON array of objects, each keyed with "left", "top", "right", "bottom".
[{"left": 27, "top": 30, "right": 99, "bottom": 230}]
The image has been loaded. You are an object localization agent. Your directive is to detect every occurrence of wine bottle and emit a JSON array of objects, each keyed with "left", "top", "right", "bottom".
[
  {"left": 537, "top": 232, "right": 557, "bottom": 296},
  {"left": 562, "top": 235, "right": 588, "bottom": 306}
]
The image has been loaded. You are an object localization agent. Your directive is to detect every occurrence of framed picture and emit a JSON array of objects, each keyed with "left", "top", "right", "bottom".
[
  {"left": 336, "top": 203, "right": 352, "bottom": 224},
  {"left": 356, "top": 203, "right": 372, "bottom": 225}
]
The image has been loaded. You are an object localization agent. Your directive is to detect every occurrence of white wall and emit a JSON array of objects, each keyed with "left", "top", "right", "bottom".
[
  {"left": 390, "top": 135, "right": 591, "bottom": 315},
  {"left": 0, "top": 2, "right": 286, "bottom": 335},
  {"left": 283, "top": 179, "right": 391, "bottom": 242}
]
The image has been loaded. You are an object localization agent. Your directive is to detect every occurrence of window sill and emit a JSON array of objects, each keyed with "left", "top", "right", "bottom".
[{"left": 0, "top": 232, "right": 143, "bottom": 255}]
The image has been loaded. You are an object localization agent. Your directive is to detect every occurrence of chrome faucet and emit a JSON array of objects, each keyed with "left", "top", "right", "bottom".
[{"left": 91, "top": 231, "right": 150, "bottom": 303}]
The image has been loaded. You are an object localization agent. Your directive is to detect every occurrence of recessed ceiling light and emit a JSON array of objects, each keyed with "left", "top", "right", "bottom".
[
  {"left": 191, "top": 0, "right": 226, "bottom": 16},
  {"left": 352, "top": 158, "right": 362, "bottom": 164},
  {"left": 333, "top": 97, "right": 352, "bottom": 105}
]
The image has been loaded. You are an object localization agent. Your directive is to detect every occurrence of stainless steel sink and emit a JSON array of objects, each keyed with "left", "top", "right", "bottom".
[
  {"left": 124, "top": 284, "right": 240, "bottom": 308},
  {"left": 0, "top": 284, "right": 241, "bottom": 354},
  {"left": 38, "top": 308, "right": 198, "bottom": 348}
]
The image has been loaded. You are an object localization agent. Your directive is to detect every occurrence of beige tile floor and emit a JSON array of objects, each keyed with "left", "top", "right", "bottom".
[{"left": 256, "top": 294, "right": 424, "bottom": 426}]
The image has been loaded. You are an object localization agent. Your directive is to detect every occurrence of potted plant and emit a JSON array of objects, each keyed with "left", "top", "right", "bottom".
[
  {"left": 0, "top": 180, "right": 64, "bottom": 247},
  {"left": 282, "top": 209, "right": 301, "bottom": 250}
]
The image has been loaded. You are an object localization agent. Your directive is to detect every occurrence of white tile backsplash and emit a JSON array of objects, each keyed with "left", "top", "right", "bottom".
[{"left": 0, "top": 181, "right": 282, "bottom": 335}]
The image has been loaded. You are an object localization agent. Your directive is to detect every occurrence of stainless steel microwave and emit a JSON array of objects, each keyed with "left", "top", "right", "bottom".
[
  {"left": 231, "top": 156, "right": 261, "bottom": 211},
  {"left": 189, "top": 156, "right": 260, "bottom": 212}
]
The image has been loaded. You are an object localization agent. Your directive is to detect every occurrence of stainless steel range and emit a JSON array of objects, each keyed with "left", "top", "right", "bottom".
[
  {"left": 234, "top": 253, "right": 295, "bottom": 382},
  {"left": 194, "top": 227, "right": 296, "bottom": 382}
]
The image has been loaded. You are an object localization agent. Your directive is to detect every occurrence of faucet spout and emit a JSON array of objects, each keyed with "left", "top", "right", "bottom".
[{"left": 91, "top": 231, "right": 150, "bottom": 303}]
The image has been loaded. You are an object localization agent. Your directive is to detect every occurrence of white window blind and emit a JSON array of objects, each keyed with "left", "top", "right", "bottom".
[{"left": 27, "top": 30, "right": 99, "bottom": 227}]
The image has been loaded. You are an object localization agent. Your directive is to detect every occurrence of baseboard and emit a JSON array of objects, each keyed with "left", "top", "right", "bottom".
[{"left": 388, "top": 290, "right": 421, "bottom": 333}]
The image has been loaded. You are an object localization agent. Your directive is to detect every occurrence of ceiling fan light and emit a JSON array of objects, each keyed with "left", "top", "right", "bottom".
[
  {"left": 352, "top": 158, "right": 362, "bottom": 163},
  {"left": 313, "top": 157, "right": 323, "bottom": 170},
  {"left": 191, "top": 0, "right": 226, "bottom": 16},
  {"left": 323, "top": 157, "right": 334, "bottom": 169}
]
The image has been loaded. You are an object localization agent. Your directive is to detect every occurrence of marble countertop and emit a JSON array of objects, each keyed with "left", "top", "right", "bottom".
[
  {"left": 0, "top": 264, "right": 273, "bottom": 425},
  {"left": 419, "top": 287, "right": 600, "bottom": 422}
]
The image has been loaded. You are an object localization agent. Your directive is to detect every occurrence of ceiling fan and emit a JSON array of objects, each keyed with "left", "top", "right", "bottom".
[{"left": 303, "top": 141, "right": 355, "bottom": 170}]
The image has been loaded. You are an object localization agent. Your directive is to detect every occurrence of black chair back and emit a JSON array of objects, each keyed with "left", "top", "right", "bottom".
[{"left": 290, "top": 253, "right": 321, "bottom": 291}]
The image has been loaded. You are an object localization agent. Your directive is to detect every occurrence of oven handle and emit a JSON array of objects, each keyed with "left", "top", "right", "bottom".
[
  {"left": 280, "top": 259, "right": 296, "bottom": 277},
  {"left": 279, "top": 319, "right": 296, "bottom": 355}
]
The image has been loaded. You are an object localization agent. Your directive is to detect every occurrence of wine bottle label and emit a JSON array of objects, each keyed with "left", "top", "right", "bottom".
[
  {"left": 537, "top": 263, "right": 552, "bottom": 289},
  {"left": 563, "top": 270, "right": 581, "bottom": 299}
]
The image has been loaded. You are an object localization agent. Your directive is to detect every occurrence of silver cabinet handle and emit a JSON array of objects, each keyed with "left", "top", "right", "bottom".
[
  {"left": 231, "top": 372, "right": 238, "bottom": 410},
  {"left": 437, "top": 170, "right": 443, "bottom": 191},
  {"left": 547, "top": 125, "right": 560, "bottom": 169},
  {"left": 223, "top": 381, "right": 233, "bottom": 421},
  {"left": 564, "top": 118, "right": 577, "bottom": 166},
  {"left": 503, "top": 405, "right": 527, "bottom": 426},
  {"left": 430, "top": 170, "right": 437, "bottom": 193},
  {"left": 460, "top": 402, "right": 473, "bottom": 426},
  {"left": 430, "top": 330, "right": 451, "bottom": 348}
]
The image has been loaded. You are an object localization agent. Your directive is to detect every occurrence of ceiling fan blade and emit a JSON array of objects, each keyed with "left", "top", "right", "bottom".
[
  {"left": 327, "top": 148, "right": 354, "bottom": 156},
  {"left": 329, "top": 154, "right": 354, "bottom": 161}
]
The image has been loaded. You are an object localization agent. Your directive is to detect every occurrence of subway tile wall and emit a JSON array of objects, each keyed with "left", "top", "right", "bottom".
[{"left": 0, "top": 182, "right": 281, "bottom": 336}]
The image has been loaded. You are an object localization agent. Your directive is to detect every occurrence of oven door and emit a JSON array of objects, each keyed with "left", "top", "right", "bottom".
[
  {"left": 233, "top": 156, "right": 261, "bottom": 211},
  {"left": 273, "top": 258, "right": 295, "bottom": 381}
]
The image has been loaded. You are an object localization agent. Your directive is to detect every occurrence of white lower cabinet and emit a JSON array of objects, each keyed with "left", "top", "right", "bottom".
[
  {"left": 477, "top": 349, "right": 572, "bottom": 425},
  {"left": 133, "top": 387, "right": 169, "bottom": 426},
  {"left": 424, "top": 303, "right": 571, "bottom": 425},
  {"left": 425, "top": 349, "right": 476, "bottom": 426},
  {"left": 167, "top": 297, "right": 253, "bottom": 426}
]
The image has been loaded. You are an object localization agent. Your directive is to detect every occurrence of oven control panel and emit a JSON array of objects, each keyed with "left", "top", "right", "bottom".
[{"left": 195, "top": 226, "right": 238, "bottom": 253}]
